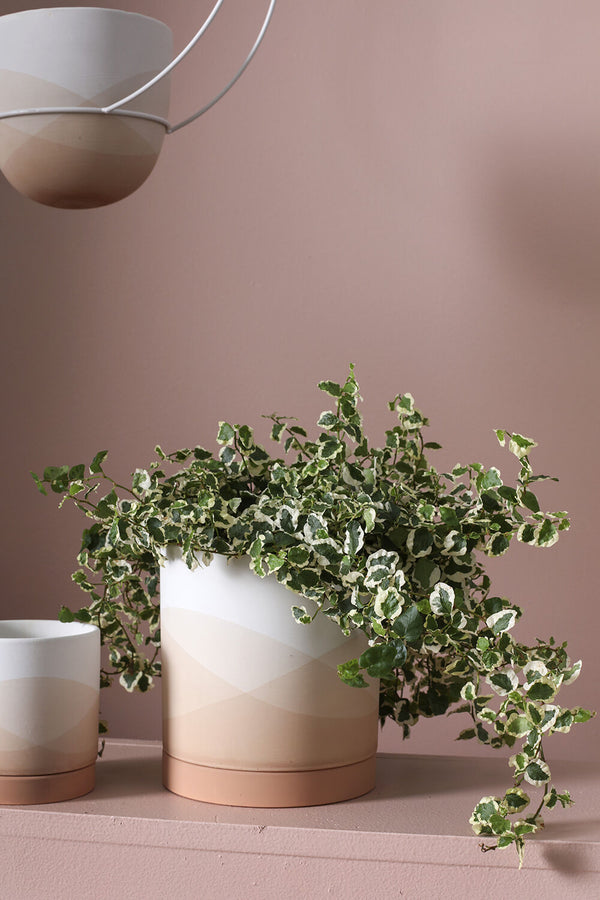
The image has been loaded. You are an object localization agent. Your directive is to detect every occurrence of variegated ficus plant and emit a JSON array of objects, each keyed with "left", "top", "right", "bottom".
[{"left": 34, "top": 366, "right": 592, "bottom": 866}]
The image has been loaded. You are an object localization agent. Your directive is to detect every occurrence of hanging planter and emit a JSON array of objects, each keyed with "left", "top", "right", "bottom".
[
  {"left": 0, "top": 8, "right": 172, "bottom": 208},
  {"left": 161, "top": 549, "right": 379, "bottom": 807},
  {"left": 0, "top": 619, "right": 100, "bottom": 805},
  {"left": 0, "top": 2, "right": 277, "bottom": 208}
]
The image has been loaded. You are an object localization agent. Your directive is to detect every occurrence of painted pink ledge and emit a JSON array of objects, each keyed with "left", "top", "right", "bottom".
[{"left": 0, "top": 740, "right": 598, "bottom": 899}]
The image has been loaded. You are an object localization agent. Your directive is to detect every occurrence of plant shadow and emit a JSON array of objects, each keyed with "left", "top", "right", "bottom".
[{"left": 542, "top": 840, "right": 598, "bottom": 875}]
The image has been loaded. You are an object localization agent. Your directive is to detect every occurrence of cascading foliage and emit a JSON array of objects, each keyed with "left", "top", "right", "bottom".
[{"left": 33, "top": 366, "right": 593, "bottom": 866}]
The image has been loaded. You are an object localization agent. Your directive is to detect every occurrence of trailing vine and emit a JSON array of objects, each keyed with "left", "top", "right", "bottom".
[{"left": 33, "top": 366, "right": 593, "bottom": 866}]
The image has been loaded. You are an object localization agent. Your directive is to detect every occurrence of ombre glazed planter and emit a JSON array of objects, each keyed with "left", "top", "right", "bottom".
[
  {"left": 0, "top": 7, "right": 172, "bottom": 208},
  {"left": 0, "top": 620, "right": 100, "bottom": 805},
  {"left": 161, "top": 549, "right": 380, "bottom": 807}
]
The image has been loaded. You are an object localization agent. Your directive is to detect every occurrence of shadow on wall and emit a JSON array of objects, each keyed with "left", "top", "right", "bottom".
[{"left": 485, "top": 135, "right": 600, "bottom": 302}]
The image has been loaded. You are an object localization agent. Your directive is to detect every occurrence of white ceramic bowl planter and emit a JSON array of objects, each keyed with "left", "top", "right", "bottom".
[
  {"left": 0, "top": 620, "right": 100, "bottom": 805},
  {"left": 0, "top": 2, "right": 277, "bottom": 208},
  {"left": 161, "top": 549, "right": 380, "bottom": 807},
  {"left": 0, "top": 8, "right": 172, "bottom": 208}
]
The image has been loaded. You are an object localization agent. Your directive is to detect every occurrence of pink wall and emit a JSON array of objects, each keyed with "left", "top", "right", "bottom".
[{"left": 0, "top": 1, "right": 598, "bottom": 761}]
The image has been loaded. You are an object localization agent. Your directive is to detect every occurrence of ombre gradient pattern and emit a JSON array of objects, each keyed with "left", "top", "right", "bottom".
[
  {"left": 0, "top": 71, "right": 168, "bottom": 208},
  {"left": 0, "top": 622, "right": 100, "bottom": 777},
  {"left": 161, "top": 553, "right": 379, "bottom": 774},
  {"left": 0, "top": 677, "right": 99, "bottom": 776},
  {"left": 0, "top": 7, "right": 172, "bottom": 207}
]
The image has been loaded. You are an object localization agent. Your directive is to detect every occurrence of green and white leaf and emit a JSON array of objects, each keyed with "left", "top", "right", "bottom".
[
  {"left": 508, "top": 433, "right": 538, "bottom": 459},
  {"left": 505, "top": 714, "right": 532, "bottom": 738},
  {"left": 487, "top": 668, "right": 519, "bottom": 696},
  {"left": 429, "top": 582, "right": 455, "bottom": 616},
  {"left": 562, "top": 660, "right": 582, "bottom": 686},
  {"left": 486, "top": 608, "right": 517, "bottom": 634},
  {"left": 524, "top": 759, "right": 551, "bottom": 786},
  {"left": 344, "top": 521, "right": 365, "bottom": 556}
]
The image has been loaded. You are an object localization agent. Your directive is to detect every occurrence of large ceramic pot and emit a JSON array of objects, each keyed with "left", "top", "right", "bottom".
[
  {"left": 0, "top": 7, "right": 172, "bottom": 208},
  {"left": 0, "top": 619, "right": 100, "bottom": 804},
  {"left": 161, "top": 549, "right": 380, "bottom": 807}
]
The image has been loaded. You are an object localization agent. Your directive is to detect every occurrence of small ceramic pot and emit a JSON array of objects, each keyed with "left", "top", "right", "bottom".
[
  {"left": 0, "top": 7, "right": 172, "bottom": 207},
  {"left": 161, "top": 550, "right": 380, "bottom": 808},
  {"left": 0, "top": 619, "right": 100, "bottom": 805}
]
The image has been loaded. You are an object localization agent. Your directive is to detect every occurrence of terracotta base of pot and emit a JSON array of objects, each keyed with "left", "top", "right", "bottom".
[
  {"left": 162, "top": 751, "right": 376, "bottom": 808},
  {"left": 0, "top": 763, "right": 95, "bottom": 805}
]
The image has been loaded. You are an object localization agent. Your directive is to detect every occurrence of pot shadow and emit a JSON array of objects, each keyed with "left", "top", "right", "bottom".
[
  {"left": 94, "top": 752, "right": 163, "bottom": 800},
  {"left": 366, "top": 753, "right": 511, "bottom": 802}
]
